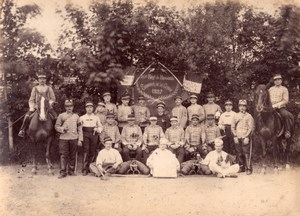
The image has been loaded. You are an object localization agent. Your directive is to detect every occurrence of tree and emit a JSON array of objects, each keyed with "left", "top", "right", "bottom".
[{"left": 0, "top": 0, "right": 51, "bottom": 162}]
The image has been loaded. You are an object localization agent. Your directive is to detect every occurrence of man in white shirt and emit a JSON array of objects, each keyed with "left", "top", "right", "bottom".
[
  {"left": 218, "top": 100, "right": 236, "bottom": 155},
  {"left": 80, "top": 101, "right": 103, "bottom": 176},
  {"left": 202, "top": 138, "right": 239, "bottom": 178},
  {"left": 89, "top": 136, "right": 123, "bottom": 177},
  {"left": 268, "top": 74, "right": 294, "bottom": 139}
]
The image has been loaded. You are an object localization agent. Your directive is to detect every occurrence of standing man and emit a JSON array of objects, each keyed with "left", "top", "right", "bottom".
[
  {"left": 165, "top": 116, "right": 185, "bottom": 163},
  {"left": 80, "top": 101, "right": 103, "bottom": 176},
  {"left": 184, "top": 114, "right": 206, "bottom": 160},
  {"left": 133, "top": 95, "right": 150, "bottom": 133},
  {"left": 187, "top": 95, "right": 205, "bottom": 125},
  {"left": 55, "top": 100, "right": 83, "bottom": 179},
  {"left": 18, "top": 72, "right": 56, "bottom": 137},
  {"left": 232, "top": 99, "right": 254, "bottom": 175},
  {"left": 117, "top": 95, "right": 132, "bottom": 133},
  {"left": 172, "top": 96, "right": 188, "bottom": 129},
  {"left": 121, "top": 114, "right": 143, "bottom": 162},
  {"left": 103, "top": 91, "right": 118, "bottom": 119},
  {"left": 218, "top": 100, "right": 236, "bottom": 155},
  {"left": 155, "top": 102, "right": 170, "bottom": 132},
  {"left": 203, "top": 92, "right": 223, "bottom": 121},
  {"left": 142, "top": 116, "right": 165, "bottom": 163},
  {"left": 95, "top": 101, "right": 107, "bottom": 125},
  {"left": 269, "top": 74, "right": 294, "bottom": 139}
]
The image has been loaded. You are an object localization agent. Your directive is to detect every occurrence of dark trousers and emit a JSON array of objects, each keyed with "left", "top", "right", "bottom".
[
  {"left": 82, "top": 131, "right": 99, "bottom": 172},
  {"left": 59, "top": 139, "right": 77, "bottom": 174},
  {"left": 278, "top": 108, "right": 293, "bottom": 135},
  {"left": 169, "top": 146, "right": 185, "bottom": 163},
  {"left": 122, "top": 145, "right": 143, "bottom": 162},
  {"left": 235, "top": 138, "right": 251, "bottom": 170},
  {"left": 142, "top": 145, "right": 158, "bottom": 164},
  {"left": 221, "top": 125, "right": 235, "bottom": 155}
]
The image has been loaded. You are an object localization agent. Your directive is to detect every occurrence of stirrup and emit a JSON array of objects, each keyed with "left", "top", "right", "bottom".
[{"left": 18, "top": 130, "right": 25, "bottom": 137}]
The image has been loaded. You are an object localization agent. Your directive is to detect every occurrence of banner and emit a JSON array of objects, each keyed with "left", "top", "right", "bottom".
[
  {"left": 133, "top": 63, "right": 183, "bottom": 114},
  {"left": 183, "top": 73, "right": 203, "bottom": 94}
]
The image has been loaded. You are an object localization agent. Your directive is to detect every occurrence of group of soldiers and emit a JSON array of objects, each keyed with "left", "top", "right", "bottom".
[{"left": 18, "top": 72, "right": 293, "bottom": 178}]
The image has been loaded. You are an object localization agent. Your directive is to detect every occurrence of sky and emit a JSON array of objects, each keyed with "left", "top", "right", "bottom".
[{"left": 16, "top": 0, "right": 300, "bottom": 50}]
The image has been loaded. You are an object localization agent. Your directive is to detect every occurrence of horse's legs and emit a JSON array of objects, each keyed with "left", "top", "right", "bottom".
[
  {"left": 272, "top": 137, "right": 279, "bottom": 174},
  {"left": 260, "top": 137, "right": 267, "bottom": 174},
  {"left": 30, "top": 141, "right": 37, "bottom": 175},
  {"left": 45, "top": 137, "right": 54, "bottom": 175},
  {"left": 284, "top": 138, "right": 291, "bottom": 169}
]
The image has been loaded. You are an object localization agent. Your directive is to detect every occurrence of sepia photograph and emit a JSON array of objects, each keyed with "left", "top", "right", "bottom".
[{"left": 0, "top": 0, "right": 299, "bottom": 215}]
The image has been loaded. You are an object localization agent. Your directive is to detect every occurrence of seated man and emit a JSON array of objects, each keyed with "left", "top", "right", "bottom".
[
  {"left": 165, "top": 116, "right": 185, "bottom": 163},
  {"left": 142, "top": 116, "right": 165, "bottom": 163},
  {"left": 201, "top": 138, "right": 239, "bottom": 178},
  {"left": 147, "top": 138, "right": 180, "bottom": 178},
  {"left": 89, "top": 137, "right": 123, "bottom": 177},
  {"left": 100, "top": 113, "right": 122, "bottom": 153},
  {"left": 203, "top": 114, "right": 221, "bottom": 157},
  {"left": 184, "top": 114, "right": 206, "bottom": 160},
  {"left": 121, "top": 114, "right": 143, "bottom": 162},
  {"left": 269, "top": 74, "right": 294, "bottom": 139},
  {"left": 18, "top": 72, "right": 56, "bottom": 137}
]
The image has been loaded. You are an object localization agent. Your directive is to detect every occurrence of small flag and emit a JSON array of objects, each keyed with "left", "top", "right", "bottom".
[
  {"left": 120, "top": 75, "right": 135, "bottom": 86},
  {"left": 120, "top": 66, "right": 136, "bottom": 86},
  {"left": 183, "top": 73, "right": 203, "bottom": 94}
]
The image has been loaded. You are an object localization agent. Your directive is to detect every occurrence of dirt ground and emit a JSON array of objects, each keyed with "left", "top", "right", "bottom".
[{"left": 0, "top": 164, "right": 299, "bottom": 216}]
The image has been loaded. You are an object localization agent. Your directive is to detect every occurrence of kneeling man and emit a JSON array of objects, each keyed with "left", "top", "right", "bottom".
[
  {"left": 202, "top": 138, "right": 239, "bottom": 178},
  {"left": 147, "top": 138, "right": 180, "bottom": 178}
]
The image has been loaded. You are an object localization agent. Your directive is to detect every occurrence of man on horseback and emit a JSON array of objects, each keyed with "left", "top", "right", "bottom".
[
  {"left": 269, "top": 74, "right": 293, "bottom": 139},
  {"left": 18, "top": 72, "right": 57, "bottom": 137}
]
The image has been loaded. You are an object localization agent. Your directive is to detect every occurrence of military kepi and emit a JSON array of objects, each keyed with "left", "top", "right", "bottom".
[
  {"left": 238, "top": 99, "right": 247, "bottom": 106},
  {"left": 273, "top": 74, "right": 282, "bottom": 80},
  {"left": 64, "top": 99, "right": 74, "bottom": 107},
  {"left": 85, "top": 101, "right": 94, "bottom": 107}
]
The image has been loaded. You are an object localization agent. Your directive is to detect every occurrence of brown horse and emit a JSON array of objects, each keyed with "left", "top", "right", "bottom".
[
  {"left": 254, "top": 84, "right": 294, "bottom": 174},
  {"left": 27, "top": 94, "right": 54, "bottom": 175}
]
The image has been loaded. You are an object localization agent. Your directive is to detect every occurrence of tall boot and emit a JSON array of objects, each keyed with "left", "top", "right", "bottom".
[
  {"left": 245, "top": 154, "right": 252, "bottom": 175},
  {"left": 18, "top": 114, "right": 31, "bottom": 137},
  {"left": 82, "top": 153, "right": 89, "bottom": 176},
  {"left": 237, "top": 153, "right": 245, "bottom": 172},
  {"left": 58, "top": 156, "right": 67, "bottom": 179}
]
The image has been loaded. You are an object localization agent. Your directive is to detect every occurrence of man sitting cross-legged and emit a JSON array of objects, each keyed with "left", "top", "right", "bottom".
[
  {"left": 89, "top": 136, "right": 124, "bottom": 177},
  {"left": 201, "top": 138, "right": 239, "bottom": 178}
]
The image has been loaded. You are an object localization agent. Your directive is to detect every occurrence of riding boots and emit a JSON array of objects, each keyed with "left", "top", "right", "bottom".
[
  {"left": 245, "top": 154, "right": 252, "bottom": 175},
  {"left": 18, "top": 113, "right": 32, "bottom": 137}
]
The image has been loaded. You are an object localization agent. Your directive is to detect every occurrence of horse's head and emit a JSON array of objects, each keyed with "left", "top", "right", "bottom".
[
  {"left": 36, "top": 95, "right": 50, "bottom": 121},
  {"left": 255, "top": 84, "right": 272, "bottom": 113}
]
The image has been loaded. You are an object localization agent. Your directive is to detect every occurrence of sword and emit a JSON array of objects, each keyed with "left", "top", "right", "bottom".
[{"left": 74, "top": 151, "right": 78, "bottom": 175}]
